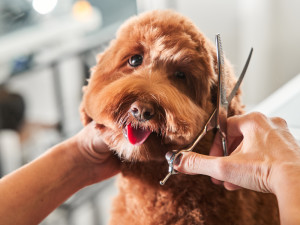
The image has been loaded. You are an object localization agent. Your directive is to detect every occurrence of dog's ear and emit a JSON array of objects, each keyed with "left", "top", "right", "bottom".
[{"left": 79, "top": 53, "right": 104, "bottom": 126}]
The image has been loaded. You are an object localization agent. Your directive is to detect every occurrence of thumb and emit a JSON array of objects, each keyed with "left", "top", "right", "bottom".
[
  {"left": 174, "top": 151, "right": 222, "bottom": 178},
  {"left": 174, "top": 152, "right": 243, "bottom": 191}
]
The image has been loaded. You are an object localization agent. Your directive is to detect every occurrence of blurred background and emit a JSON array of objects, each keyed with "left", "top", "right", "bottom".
[{"left": 0, "top": 0, "right": 300, "bottom": 224}]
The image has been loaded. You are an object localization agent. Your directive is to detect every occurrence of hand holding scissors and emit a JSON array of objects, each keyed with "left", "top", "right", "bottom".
[{"left": 160, "top": 34, "right": 253, "bottom": 185}]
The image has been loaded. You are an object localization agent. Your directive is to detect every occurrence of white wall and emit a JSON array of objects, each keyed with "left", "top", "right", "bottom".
[{"left": 237, "top": 0, "right": 300, "bottom": 107}]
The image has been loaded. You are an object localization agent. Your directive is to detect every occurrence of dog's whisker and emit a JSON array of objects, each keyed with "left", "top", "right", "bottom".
[{"left": 118, "top": 115, "right": 128, "bottom": 127}]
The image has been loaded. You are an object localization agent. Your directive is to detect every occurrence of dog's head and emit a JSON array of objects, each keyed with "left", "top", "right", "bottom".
[{"left": 80, "top": 10, "right": 244, "bottom": 162}]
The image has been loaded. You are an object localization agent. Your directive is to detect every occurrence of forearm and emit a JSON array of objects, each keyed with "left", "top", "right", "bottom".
[
  {"left": 0, "top": 138, "right": 89, "bottom": 225},
  {"left": 277, "top": 193, "right": 300, "bottom": 225}
]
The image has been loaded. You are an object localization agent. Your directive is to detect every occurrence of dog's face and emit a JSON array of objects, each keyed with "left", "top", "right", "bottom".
[{"left": 80, "top": 10, "right": 243, "bottom": 162}]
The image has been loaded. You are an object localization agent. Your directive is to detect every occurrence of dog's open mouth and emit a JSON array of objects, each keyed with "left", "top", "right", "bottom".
[{"left": 124, "top": 123, "right": 152, "bottom": 145}]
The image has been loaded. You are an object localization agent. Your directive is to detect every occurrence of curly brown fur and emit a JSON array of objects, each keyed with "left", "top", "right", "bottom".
[{"left": 80, "top": 10, "right": 279, "bottom": 225}]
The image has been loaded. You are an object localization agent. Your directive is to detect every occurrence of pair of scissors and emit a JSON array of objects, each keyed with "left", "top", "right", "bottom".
[{"left": 160, "top": 34, "right": 253, "bottom": 185}]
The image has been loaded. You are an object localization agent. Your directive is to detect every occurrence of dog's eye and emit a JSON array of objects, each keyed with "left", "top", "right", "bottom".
[
  {"left": 174, "top": 71, "right": 186, "bottom": 79},
  {"left": 128, "top": 54, "right": 143, "bottom": 67}
]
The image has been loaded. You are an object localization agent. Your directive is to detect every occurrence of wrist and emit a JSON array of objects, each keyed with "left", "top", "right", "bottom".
[
  {"left": 55, "top": 137, "right": 92, "bottom": 188},
  {"left": 273, "top": 162, "right": 300, "bottom": 193},
  {"left": 272, "top": 162, "right": 300, "bottom": 225},
  {"left": 66, "top": 132, "right": 120, "bottom": 185}
]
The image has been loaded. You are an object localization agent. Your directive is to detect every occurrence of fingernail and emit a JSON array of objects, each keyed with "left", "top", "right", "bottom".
[{"left": 174, "top": 153, "right": 182, "bottom": 166}]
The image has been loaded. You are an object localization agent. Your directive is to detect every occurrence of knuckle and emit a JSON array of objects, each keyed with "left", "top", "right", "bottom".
[
  {"left": 215, "top": 158, "right": 229, "bottom": 180},
  {"left": 227, "top": 114, "right": 240, "bottom": 124},
  {"left": 270, "top": 116, "right": 287, "bottom": 127},
  {"left": 186, "top": 153, "right": 200, "bottom": 171},
  {"left": 249, "top": 112, "right": 267, "bottom": 122},
  {"left": 224, "top": 182, "right": 235, "bottom": 191},
  {"left": 248, "top": 112, "right": 273, "bottom": 132},
  {"left": 254, "top": 165, "right": 271, "bottom": 193}
]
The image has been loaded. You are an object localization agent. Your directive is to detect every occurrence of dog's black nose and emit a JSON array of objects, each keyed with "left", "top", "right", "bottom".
[{"left": 130, "top": 101, "right": 155, "bottom": 121}]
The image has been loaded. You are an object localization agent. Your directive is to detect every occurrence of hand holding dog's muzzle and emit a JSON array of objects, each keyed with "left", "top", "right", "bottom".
[{"left": 74, "top": 122, "right": 121, "bottom": 183}]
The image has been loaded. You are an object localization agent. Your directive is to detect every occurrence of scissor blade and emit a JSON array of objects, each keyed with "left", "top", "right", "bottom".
[
  {"left": 215, "top": 34, "right": 228, "bottom": 120},
  {"left": 227, "top": 48, "right": 253, "bottom": 103},
  {"left": 185, "top": 108, "right": 217, "bottom": 152},
  {"left": 215, "top": 34, "right": 229, "bottom": 156}
]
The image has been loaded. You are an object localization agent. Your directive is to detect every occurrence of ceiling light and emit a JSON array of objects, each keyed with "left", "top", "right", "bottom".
[{"left": 32, "top": 0, "right": 58, "bottom": 15}]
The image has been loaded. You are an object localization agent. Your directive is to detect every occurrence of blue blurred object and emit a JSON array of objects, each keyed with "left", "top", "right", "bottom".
[{"left": 11, "top": 54, "right": 34, "bottom": 75}]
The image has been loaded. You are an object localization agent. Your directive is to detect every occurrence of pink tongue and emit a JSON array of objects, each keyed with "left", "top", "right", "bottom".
[{"left": 127, "top": 123, "right": 152, "bottom": 145}]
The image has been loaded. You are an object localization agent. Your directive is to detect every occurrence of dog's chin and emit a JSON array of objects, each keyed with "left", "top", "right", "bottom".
[{"left": 95, "top": 123, "right": 186, "bottom": 162}]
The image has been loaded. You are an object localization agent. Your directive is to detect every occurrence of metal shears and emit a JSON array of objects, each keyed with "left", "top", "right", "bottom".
[{"left": 160, "top": 34, "right": 253, "bottom": 185}]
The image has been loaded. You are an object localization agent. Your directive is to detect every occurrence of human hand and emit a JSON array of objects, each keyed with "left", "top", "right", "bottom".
[
  {"left": 172, "top": 112, "right": 300, "bottom": 195},
  {"left": 71, "top": 122, "right": 121, "bottom": 185}
]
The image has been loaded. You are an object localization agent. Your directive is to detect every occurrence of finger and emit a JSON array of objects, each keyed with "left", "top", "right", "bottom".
[
  {"left": 87, "top": 122, "right": 111, "bottom": 154},
  {"left": 174, "top": 151, "right": 222, "bottom": 178},
  {"left": 227, "top": 135, "right": 243, "bottom": 155},
  {"left": 175, "top": 151, "right": 258, "bottom": 191},
  {"left": 270, "top": 116, "right": 288, "bottom": 128},
  {"left": 209, "top": 132, "right": 224, "bottom": 157},
  {"left": 224, "top": 115, "right": 247, "bottom": 153},
  {"left": 96, "top": 154, "right": 121, "bottom": 182},
  {"left": 92, "top": 136, "right": 110, "bottom": 154},
  {"left": 226, "top": 114, "right": 245, "bottom": 137},
  {"left": 209, "top": 134, "right": 232, "bottom": 185},
  {"left": 210, "top": 113, "right": 259, "bottom": 157},
  {"left": 227, "top": 112, "right": 265, "bottom": 135},
  {"left": 210, "top": 127, "right": 243, "bottom": 157},
  {"left": 226, "top": 112, "right": 269, "bottom": 144},
  {"left": 211, "top": 177, "right": 223, "bottom": 185},
  {"left": 224, "top": 182, "right": 242, "bottom": 191}
]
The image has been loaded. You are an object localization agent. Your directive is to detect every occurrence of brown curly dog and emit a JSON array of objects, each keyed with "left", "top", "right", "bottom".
[{"left": 80, "top": 10, "right": 279, "bottom": 225}]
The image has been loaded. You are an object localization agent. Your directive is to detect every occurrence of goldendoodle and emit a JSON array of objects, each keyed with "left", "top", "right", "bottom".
[{"left": 80, "top": 10, "right": 279, "bottom": 225}]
